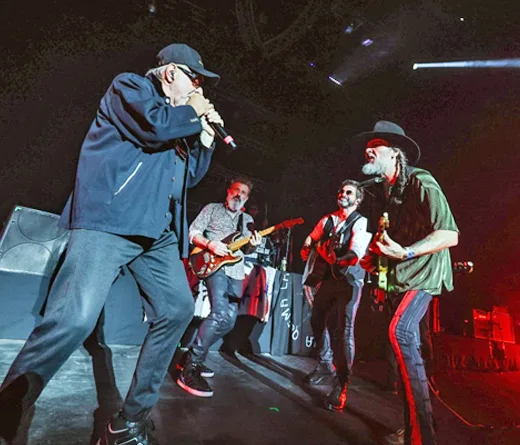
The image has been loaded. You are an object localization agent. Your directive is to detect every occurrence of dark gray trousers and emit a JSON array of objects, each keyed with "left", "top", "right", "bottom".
[{"left": 1, "top": 228, "right": 194, "bottom": 421}]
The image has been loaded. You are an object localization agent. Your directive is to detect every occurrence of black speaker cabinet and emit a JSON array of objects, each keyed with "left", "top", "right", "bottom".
[{"left": 0, "top": 206, "right": 70, "bottom": 277}]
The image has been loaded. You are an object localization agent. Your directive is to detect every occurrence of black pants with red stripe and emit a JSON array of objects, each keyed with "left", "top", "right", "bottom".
[{"left": 388, "top": 290, "right": 436, "bottom": 445}]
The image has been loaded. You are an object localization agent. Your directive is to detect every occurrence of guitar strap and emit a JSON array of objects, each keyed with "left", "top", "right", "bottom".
[
  {"left": 237, "top": 212, "right": 244, "bottom": 234},
  {"left": 336, "top": 212, "right": 362, "bottom": 243},
  {"left": 323, "top": 212, "right": 362, "bottom": 249},
  {"left": 321, "top": 216, "right": 335, "bottom": 243}
]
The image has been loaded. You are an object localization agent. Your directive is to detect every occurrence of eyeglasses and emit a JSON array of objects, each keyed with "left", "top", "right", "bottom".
[{"left": 177, "top": 66, "right": 204, "bottom": 87}]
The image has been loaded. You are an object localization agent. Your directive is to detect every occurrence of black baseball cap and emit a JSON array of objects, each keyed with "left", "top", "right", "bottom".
[{"left": 156, "top": 43, "right": 220, "bottom": 85}]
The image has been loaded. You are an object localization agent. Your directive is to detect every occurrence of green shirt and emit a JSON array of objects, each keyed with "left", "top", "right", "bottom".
[{"left": 367, "top": 168, "right": 459, "bottom": 295}]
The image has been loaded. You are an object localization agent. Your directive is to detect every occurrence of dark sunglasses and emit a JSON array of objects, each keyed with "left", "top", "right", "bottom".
[
  {"left": 177, "top": 66, "right": 204, "bottom": 87},
  {"left": 366, "top": 138, "right": 390, "bottom": 149}
]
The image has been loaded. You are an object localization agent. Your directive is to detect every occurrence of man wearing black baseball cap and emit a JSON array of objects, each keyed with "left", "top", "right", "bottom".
[
  {"left": 0, "top": 43, "right": 222, "bottom": 445},
  {"left": 156, "top": 43, "right": 221, "bottom": 84},
  {"left": 352, "top": 121, "right": 459, "bottom": 445}
]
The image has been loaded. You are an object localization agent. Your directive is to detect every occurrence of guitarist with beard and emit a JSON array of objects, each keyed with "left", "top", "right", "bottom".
[
  {"left": 353, "top": 121, "right": 459, "bottom": 445},
  {"left": 300, "top": 179, "right": 371, "bottom": 411},
  {"left": 177, "top": 178, "right": 262, "bottom": 397}
]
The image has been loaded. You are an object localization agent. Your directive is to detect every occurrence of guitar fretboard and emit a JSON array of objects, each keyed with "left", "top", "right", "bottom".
[{"left": 227, "top": 225, "right": 279, "bottom": 252}]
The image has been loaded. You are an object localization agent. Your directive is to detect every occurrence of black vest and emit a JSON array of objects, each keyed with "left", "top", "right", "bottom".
[{"left": 321, "top": 211, "right": 366, "bottom": 284}]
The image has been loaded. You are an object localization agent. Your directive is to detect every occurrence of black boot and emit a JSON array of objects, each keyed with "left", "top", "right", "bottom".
[
  {"left": 304, "top": 362, "right": 335, "bottom": 385},
  {"left": 325, "top": 377, "right": 348, "bottom": 411}
]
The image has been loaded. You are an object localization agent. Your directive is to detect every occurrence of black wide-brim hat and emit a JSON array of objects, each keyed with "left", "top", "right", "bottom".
[
  {"left": 156, "top": 43, "right": 220, "bottom": 85},
  {"left": 350, "top": 120, "right": 421, "bottom": 165}
]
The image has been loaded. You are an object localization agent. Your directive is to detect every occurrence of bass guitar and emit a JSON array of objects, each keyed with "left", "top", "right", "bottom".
[{"left": 189, "top": 218, "right": 304, "bottom": 279}]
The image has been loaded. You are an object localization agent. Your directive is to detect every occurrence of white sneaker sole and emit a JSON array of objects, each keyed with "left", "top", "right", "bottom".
[{"left": 176, "top": 378, "right": 214, "bottom": 398}]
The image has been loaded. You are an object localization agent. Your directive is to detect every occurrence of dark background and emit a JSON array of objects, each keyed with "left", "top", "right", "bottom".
[{"left": 1, "top": 0, "right": 519, "bottom": 334}]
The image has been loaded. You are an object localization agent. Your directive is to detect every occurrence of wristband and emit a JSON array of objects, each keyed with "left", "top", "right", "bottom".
[{"left": 404, "top": 247, "right": 415, "bottom": 260}]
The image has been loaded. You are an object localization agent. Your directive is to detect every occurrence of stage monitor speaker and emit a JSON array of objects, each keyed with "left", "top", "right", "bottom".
[{"left": 0, "top": 206, "right": 70, "bottom": 277}]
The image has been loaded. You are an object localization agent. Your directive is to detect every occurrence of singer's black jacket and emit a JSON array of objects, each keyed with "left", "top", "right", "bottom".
[{"left": 59, "top": 72, "right": 214, "bottom": 257}]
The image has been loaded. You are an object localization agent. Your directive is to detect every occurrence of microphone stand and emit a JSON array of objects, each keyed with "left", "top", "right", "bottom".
[{"left": 279, "top": 227, "right": 293, "bottom": 272}]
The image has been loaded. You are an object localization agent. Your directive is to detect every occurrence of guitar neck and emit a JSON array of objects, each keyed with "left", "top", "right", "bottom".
[{"left": 227, "top": 225, "right": 279, "bottom": 252}]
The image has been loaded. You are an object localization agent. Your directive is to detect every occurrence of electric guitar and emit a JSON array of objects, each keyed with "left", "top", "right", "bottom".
[
  {"left": 189, "top": 218, "right": 304, "bottom": 279},
  {"left": 373, "top": 212, "right": 390, "bottom": 303}
]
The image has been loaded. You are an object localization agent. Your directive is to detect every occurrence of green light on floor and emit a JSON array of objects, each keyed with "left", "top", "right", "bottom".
[{"left": 269, "top": 407, "right": 280, "bottom": 412}]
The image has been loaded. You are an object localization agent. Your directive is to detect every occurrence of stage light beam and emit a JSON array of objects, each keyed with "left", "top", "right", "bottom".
[{"left": 413, "top": 59, "right": 520, "bottom": 70}]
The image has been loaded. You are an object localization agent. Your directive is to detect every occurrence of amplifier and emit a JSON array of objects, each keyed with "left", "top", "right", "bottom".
[
  {"left": 473, "top": 308, "right": 515, "bottom": 344},
  {"left": 0, "top": 206, "right": 70, "bottom": 276}
]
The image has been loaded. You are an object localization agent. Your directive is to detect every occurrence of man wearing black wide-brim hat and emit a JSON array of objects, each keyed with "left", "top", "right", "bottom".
[{"left": 351, "top": 121, "right": 460, "bottom": 445}]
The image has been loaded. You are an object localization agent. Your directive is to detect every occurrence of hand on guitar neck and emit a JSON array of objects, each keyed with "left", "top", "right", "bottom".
[
  {"left": 361, "top": 212, "right": 388, "bottom": 274},
  {"left": 249, "top": 230, "right": 263, "bottom": 247},
  {"left": 360, "top": 212, "right": 390, "bottom": 306}
]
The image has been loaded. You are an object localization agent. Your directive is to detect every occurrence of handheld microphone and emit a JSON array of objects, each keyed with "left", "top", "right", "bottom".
[{"left": 211, "top": 123, "right": 238, "bottom": 150}]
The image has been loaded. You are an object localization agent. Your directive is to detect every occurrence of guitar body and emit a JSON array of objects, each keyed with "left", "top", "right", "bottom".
[
  {"left": 302, "top": 248, "right": 330, "bottom": 288},
  {"left": 189, "top": 232, "right": 242, "bottom": 279}
]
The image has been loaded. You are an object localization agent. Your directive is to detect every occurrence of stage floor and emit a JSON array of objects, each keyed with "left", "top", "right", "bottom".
[{"left": 1, "top": 339, "right": 519, "bottom": 445}]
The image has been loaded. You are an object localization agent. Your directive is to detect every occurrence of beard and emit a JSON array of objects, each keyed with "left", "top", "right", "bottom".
[
  {"left": 227, "top": 196, "right": 244, "bottom": 211},
  {"left": 362, "top": 159, "right": 385, "bottom": 176},
  {"left": 337, "top": 197, "right": 355, "bottom": 208}
]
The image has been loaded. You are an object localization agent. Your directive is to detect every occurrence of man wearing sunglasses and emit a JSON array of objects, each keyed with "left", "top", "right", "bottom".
[
  {"left": 0, "top": 43, "right": 222, "bottom": 445},
  {"left": 353, "top": 121, "right": 459, "bottom": 445},
  {"left": 300, "top": 179, "right": 371, "bottom": 411}
]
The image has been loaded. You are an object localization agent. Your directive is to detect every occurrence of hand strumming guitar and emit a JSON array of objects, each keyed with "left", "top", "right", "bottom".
[
  {"left": 360, "top": 253, "right": 377, "bottom": 273},
  {"left": 370, "top": 230, "right": 407, "bottom": 261},
  {"left": 316, "top": 241, "right": 337, "bottom": 265},
  {"left": 336, "top": 253, "right": 359, "bottom": 269},
  {"left": 207, "top": 240, "right": 230, "bottom": 257},
  {"left": 361, "top": 229, "right": 408, "bottom": 273}
]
